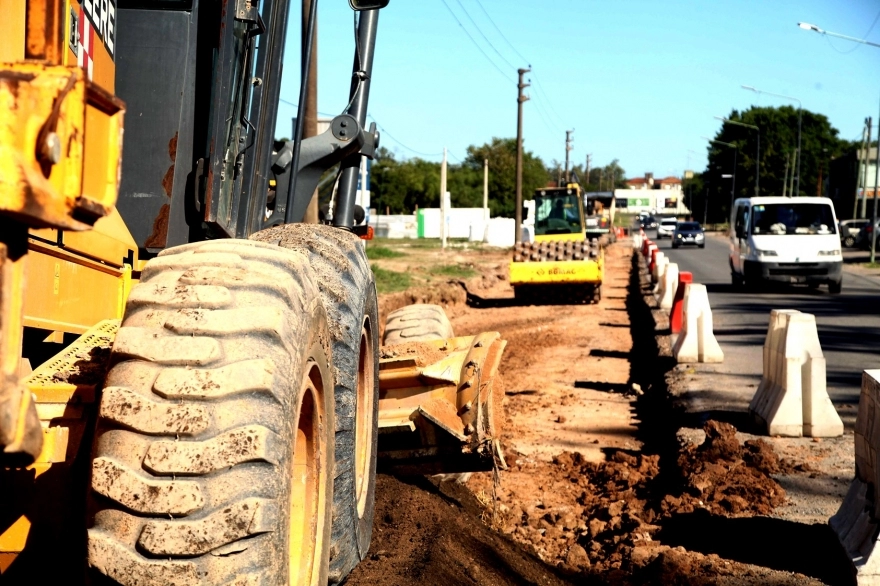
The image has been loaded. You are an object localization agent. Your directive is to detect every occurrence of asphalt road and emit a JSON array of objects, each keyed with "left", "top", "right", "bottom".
[{"left": 655, "top": 229, "right": 880, "bottom": 417}]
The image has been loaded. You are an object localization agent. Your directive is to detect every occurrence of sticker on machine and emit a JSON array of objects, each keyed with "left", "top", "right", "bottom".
[
  {"left": 77, "top": 9, "right": 94, "bottom": 80},
  {"left": 79, "top": 0, "right": 116, "bottom": 60}
]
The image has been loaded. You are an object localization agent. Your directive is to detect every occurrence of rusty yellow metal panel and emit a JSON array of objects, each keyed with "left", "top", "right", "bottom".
[
  {"left": 534, "top": 232, "right": 586, "bottom": 243},
  {"left": 509, "top": 258, "right": 603, "bottom": 285},
  {"left": 0, "top": 63, "right": 124, "bottom": 231},
  {"left": 0, "top": 1, "right": 25, "bottom": 62},
  {"left": 23, "top": 241, "right": 127, "bottom": 335},
  {"left": 57, "top": 206, "right": 137, "bottom": 267}
]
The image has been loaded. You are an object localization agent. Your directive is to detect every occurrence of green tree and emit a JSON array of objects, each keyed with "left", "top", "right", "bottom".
[
  {"left": 462, "top": 138, "right": 550, "bottom": 217},
  {"left": 704, "top": 106, "right": 850, "bottom": 222}
]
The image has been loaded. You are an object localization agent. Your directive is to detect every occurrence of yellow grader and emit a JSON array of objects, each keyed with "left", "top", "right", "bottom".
[
  {"left": 510, "top": 184, "right": 604, "bottom": 303},
  {"left": 0, "top": 1, "right": 505, "bottom": 583}
]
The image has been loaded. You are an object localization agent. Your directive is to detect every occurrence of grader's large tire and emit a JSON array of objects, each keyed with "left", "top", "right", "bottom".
[
  {"left": 87, "top": 240, "right": 335, "bottom": 586},
  {"left": 382, "top": 304, "right": 454, "bottom": 345},
  {"left": 251, "top": 224, "right": 379, "bottom": 584}
]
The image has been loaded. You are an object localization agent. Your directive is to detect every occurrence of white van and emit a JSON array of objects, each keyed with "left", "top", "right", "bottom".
[{"left": 729, "top": 196, "right": 843, "bottom": 293}]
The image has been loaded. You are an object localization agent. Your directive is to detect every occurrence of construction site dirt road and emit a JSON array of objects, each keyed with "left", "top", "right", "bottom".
[{"left": 347, "top": 240, "right": 855, "bottom": 586}]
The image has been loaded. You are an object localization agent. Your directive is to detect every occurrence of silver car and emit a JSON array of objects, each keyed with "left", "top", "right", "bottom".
[{"left": 657, "top": 217, "right": 677, "bottom": 239}]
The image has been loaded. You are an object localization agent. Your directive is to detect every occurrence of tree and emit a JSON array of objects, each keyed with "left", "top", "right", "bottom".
[
  {"left": 462, "top": 138, "right": 550, "bottom": 217},
  {"left": 704, "top": 106, "right": 851, "bottom": 222}
]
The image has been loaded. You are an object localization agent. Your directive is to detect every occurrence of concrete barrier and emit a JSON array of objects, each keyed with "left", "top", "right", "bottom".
[
  {"left": 633, "top": 231, "right": 644, "bottom": 250},
  {"left": 830, "top": 370, "right": 880, "bottom": 582},
  {"left": 670, "top": 271, "right": 693, "bottom": 334},
  {"left": 657, "top": 263, "right": 679, "bottom": 310},
  {"left": 671, "top": 283, "right": 723, "bottom": 363},
  {"left": 651, "top": 252, "right": 667, "bottom": 284},
  {"left": 748, "top": 310, "right": 843, "bottom": 438}
]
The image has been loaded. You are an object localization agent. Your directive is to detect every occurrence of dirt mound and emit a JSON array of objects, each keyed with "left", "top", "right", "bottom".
[
  {"left": 467, "top": 420, "right": 795, "bottom": 581},
  {"left": 344, "top": 474, "right": 577, "bottom": 586},
  {"left": 377, "top": 282, "right": 466, "bottom": 327}
]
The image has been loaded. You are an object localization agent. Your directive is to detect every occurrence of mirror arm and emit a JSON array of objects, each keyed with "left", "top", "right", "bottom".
[{"left": 332, "top": 8, "right": 380, "bottom": 228}]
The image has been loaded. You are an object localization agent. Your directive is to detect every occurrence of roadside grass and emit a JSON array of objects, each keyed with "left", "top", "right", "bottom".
[
  {"left": 371, "top": 264, "right": 411, "bottom": 294},
  {"left": 365, "top": 245, "right": 405, "bottom": 260},
  {"left": 429, "top": 264, "right": 478, "bottom": 279},
  {"left": 860, "top": 262, "right": 880, "bottom": 269}
]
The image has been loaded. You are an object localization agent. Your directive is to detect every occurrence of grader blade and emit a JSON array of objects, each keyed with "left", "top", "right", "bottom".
[{"left": 377, "top": 332, "right": 507, "bottom": 474}]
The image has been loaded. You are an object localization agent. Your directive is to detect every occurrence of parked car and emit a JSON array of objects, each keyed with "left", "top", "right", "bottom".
[
  {"left": 855, "top": 220, "right": 880, "bottom": 250},
  {"left": 839, "top": 218, "right": 870, "bottom": 248},
  {"left": 656, "top": 217, "right": 677, "bottom": 238},
  {"left": 672, "top": 221, "right": 705, "bottom": 248}
]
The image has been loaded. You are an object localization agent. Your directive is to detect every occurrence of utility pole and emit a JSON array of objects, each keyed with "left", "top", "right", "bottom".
[
  {"left": 302, "top": 0, "right": 319, "bottom": 223},
  {"left": 585, "top": 154, "right": 592, "bottom": 187},
  {"left": 440, "top": 147, "right": 448, "bottom": 248},
  {"left": 483, "top": 158, "right": 489, "bottom": 223},
  {"left": 782, "top": 151, "right": 790, "bottom": 198},
  {"left": 862, "top": 117, "right": 873, "bottom": 218},
  {"left": 564, "top": 130, "right": 573, "bottom": 183},
  {"left": 872, "top": 97, "right": 880, "bottom": 263},
  {"left": 854, "top": 121, "right": 868, "bottom": 219},
  {"left": 514, "top": 67, "right": 530, "bottom": 243}
]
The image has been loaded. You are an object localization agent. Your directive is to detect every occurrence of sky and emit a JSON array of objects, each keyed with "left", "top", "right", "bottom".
[{"left": 275, "top": 0, "right": 880, "bottom": 180}]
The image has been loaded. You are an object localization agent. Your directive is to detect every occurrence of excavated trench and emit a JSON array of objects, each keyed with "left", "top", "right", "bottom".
[{"left": 350, "top": 246, "right": 855, "bottom": 585}]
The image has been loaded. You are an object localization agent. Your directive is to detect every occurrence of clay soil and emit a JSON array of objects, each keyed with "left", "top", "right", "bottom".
[{"left": 346, "top": 242, "right": 846, "bottom": 586}]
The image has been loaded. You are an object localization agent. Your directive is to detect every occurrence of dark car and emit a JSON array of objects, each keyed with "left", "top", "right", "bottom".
[
  {"left": 855, "top": 220, "right": 880, "bottom": 250},
  {"left": 672, "top": 221, "right": 705, "bottom": 248},
  {"left": 840, "top": 218, "right": 870, "bottom": 248},
  {"left": 639, "top": 215, "right": 657, "bottom": 229}
]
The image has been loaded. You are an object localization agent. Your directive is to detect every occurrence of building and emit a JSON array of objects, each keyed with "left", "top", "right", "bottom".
[{"left": 615, "top": 173, "right": 690, "bottom": 215}]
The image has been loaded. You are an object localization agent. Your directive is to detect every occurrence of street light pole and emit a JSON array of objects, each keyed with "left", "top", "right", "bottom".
[
  {"left": 715, "top": 116, "right": 760, "bottom": 196},
  {"left": 514, "top": 67, "right": 530, "bottom": 244},
  {"left": 742, "top": 85, "right": 802, "bottom": 196},
  {"left": 798, "top": 22, "right": 880, "bottom": 48}
]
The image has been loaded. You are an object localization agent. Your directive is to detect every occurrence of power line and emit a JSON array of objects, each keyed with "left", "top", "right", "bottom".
[
  {"left": 823, "top": 7, "right": 880, "bottom": 54},
  {"left": 472, "top": 0, "right": 530, "bottom": 64},
  {"left": 439, "top": 0, "right": 515, "bottom": 84},
  {"left": 530, "top": 73, "right": 566, "bottom": 128},
  {"left": 452, "top": 0, "right": 516, "bottom": 70},
  {"left": 368, "top": 115, "right": 445, "bottom": 158}
]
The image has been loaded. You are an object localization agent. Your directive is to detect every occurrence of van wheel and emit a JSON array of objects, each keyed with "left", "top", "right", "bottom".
[
  {"left": 87, "top": 240, "right": 335, "bottom": 586},
  {"left": 829, "top": 280, "right": 842, "bottom": 294},
  {"left": 251, "top": 224, "right": 380, "bottom": 585}
]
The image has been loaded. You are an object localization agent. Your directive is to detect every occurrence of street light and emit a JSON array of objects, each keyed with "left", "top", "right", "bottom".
[
  {"left": 797, "top": 22, "right": 880, "bottom": 48},
  {"left": 798, "top": 22, "right": 880, "bottom": 263},
  {"left": 742, "top": 85, "right": 802, "bottom": 197},
  {"left": 715, "top": 116, "right": 760, "bottom": 196},
  {"left": 703, "top": 136, "right": 738, "bottom": 213}
]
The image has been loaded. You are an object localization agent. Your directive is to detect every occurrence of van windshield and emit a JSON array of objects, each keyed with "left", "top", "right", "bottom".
[{"left": 751, "top": 203, "right": 837, "bottom": 236}]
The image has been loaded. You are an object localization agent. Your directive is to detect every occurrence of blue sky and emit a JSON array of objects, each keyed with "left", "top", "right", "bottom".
[{"left": 276, "top": 0, "right": 880, "bottom": 180}]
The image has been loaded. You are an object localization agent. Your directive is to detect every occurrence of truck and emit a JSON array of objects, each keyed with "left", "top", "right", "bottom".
[
  {"left": 0, "top": 1, "right": 506, "bottom": 583},
  {"left": 584, "top": 191, "right": 616, "bottom": 239},
  {"left": 510, "top": 184, "right": 603, "bottom": 303},
  {"left": 729, "top": 196, "right": 843, "bottom": 293}
]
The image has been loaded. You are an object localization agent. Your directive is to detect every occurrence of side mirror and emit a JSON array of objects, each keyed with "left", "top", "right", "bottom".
[{"left": 349, "top": 0, "right": 389, "bottom": 10}]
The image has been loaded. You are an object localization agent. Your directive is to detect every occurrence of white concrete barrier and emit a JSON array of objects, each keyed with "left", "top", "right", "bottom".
[
  {"left": 748, "top": 310, "right": 843, "bottom": 438},
  {"left": 657, "top": 263, "right": 679, "bottom": 311},
  {"left": 651, "top": 252, "right": 666, "bottom": 284},
  {"left": 830, "top": 370, "right": 880, "bottom": 582},
  {"left": 671, "top": 283, "right": 723, "bottom": 363},
  {"left": 633, "top": 232, "right": 644, "bottom": 250}
]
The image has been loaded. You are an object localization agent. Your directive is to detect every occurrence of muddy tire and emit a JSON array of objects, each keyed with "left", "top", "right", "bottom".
[
  {"left": 87, "top": 240, "right": 335, "bottom": 586},
  {"left": 382, "top": 304, "right": 455, "bottom": 345},
  {"left": 251, "top": 224, "right": 379, "bottom": 584}
]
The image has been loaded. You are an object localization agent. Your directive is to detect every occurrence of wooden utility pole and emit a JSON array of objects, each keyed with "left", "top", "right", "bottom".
[
  {"left": 564, "top": 130, "right": 573, "bottom": 183},
  {"left": 585, "top": 154, "right": 592, "bottom": 188},
  {"left": 862, "top": 117, "right": 873, "bottom": 218},
  {"left": 854, "top": 121, "right": 869, "bottom": 219},
  {"left": 440, "top": 147, "right": 448, "bottom": 248},
  {"left": 514, "top": 67, "right": 530, "bottom": 243},
  {"left": 302, "top": 0, "right": 319, "bottom": 223}
]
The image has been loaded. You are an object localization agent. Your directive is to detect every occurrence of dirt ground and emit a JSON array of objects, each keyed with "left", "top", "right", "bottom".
[{"left": 346, "top": 240, "right": 853, "bottom": 586}]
